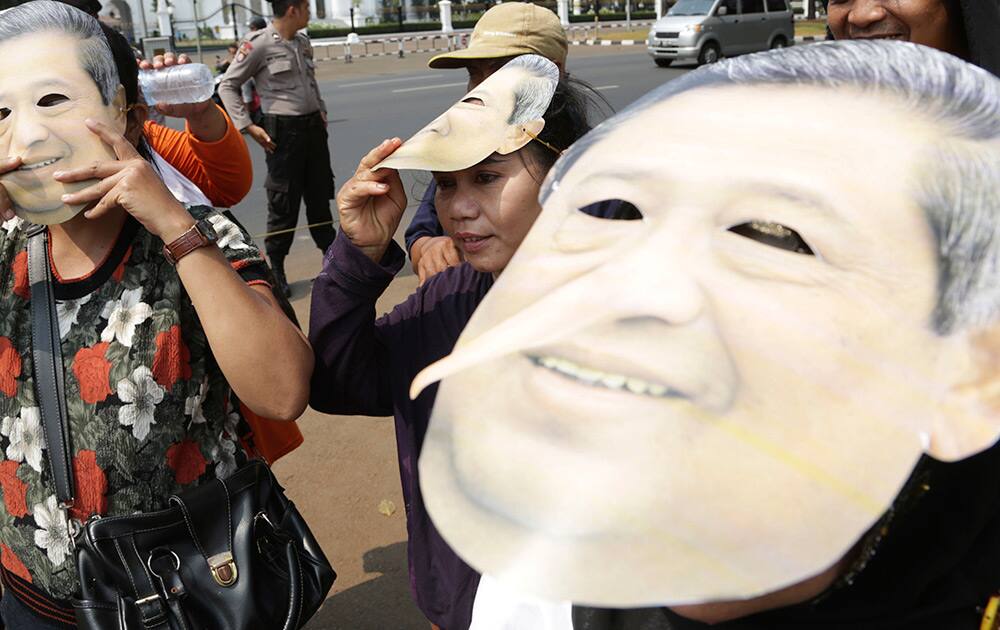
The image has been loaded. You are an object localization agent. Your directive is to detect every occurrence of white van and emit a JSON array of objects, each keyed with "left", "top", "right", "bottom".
[{"left": 647, "top": 0, "right": 794, "bottom": 67}]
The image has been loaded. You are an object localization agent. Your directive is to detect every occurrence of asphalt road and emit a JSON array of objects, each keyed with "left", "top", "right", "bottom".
[{"left": 228, "top": 47, "right": 691, "bottom": 283}]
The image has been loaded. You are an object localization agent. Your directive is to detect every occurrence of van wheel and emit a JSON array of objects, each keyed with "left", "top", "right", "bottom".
[
  {"left": 654, "top": 59, "right": 673, "bottom": 67},
  {"left": 698, "top": 42, "right": 720, "bottom": 65},
  {"left": 770, "top": 36, "right": 788, "bottom": 49}
]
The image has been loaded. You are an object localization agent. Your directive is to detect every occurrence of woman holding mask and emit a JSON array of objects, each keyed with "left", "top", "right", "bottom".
[
  {"left": 0, "top": 3, "right": 312, "bottom": 627},
  {"left": 309, "top": 55, "right": 605, "bottom": 630}
]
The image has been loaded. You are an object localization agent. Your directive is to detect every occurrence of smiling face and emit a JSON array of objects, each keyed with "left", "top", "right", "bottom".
[
  {"left": 433, "top": 151, "right": 543, "bottom": 274},
  {"left": 828, "top": 0, "right": 966, "bottom": 56},
  {"left": 416, "top": 85, "right": 980, "bottom": 606},
  {"left": 376, "top": 57, "right": 555, "bottom": 173},
  {"left": 0, "top": 31, "right": 124, "bottom": 225}
]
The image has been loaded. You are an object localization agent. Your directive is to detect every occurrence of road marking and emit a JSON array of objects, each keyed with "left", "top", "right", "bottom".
[
  {"left": 595, "top": 85, "right": 620, "bottom": 90},
  {"left": 339, "top": 74, "right": 446, "bottom": 88},
  {"left": 392, "top": 81, "right": 467, "bottom": 94}
]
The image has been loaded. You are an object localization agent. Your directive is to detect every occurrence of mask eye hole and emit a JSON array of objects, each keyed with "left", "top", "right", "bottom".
[
  {"left": 728, "top": 221, "right": 814, "bottom": 256},
  {"left": 577, "top": 199, "right": 643, "bottom": 221},
  {"left": 37, "top": 93, "right": 69, "bottom": 107},
  {"left": 0, "top": 108, "right": 10, "bottom": 121},
  {"left": 461, "top": 97, "right": 485, "bottom": 106}
]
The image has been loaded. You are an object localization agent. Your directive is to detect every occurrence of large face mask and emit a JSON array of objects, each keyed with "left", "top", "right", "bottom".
[
  {"left": 0, "top": 30, "right": 126, "bottom": 225},
  {"left": 375, "top": 55, "right": 558, "bottom": 173},
  {"left": 413, "top": 85, "right": 1000, "bottom": 606}
]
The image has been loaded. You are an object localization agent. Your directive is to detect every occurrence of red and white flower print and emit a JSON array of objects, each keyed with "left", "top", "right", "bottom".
[
  {"left": 0, "top": 336, "right": 21, "bottom": 398},
  {"left": 152, "top": 325, "right": 192, "bottom": 392},
  {"left": 1, "top": 407, "right": 45, "bottom": 472},
  {"left": 72, "top": 342, "right": 114, "bottom": 405},
  {"left": 68, "top": 451, "right": 108, "bottom": 521},
  {"left": 117, "top": 366, "right": 164, "bottom": 441},
  {"left": 0, "top": 461, "right": 29, "bottom": 518},
  {"left": 166, "top": 440, "right": 208, "bottom": 485},
  {"left": 33, "top": 496, "right": 72, "bottom": 567},
  {"left": 100, "top": 288, "right": 152, "bottom": 348}
]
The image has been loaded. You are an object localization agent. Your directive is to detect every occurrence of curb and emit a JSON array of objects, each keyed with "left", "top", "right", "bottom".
[{"left": 313, "top": 32, "right": 825, "bottom": 61}]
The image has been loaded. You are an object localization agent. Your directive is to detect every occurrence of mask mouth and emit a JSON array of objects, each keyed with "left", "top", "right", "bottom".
[{"left": 16, "top": 156, "right": 62, "bottom": 172}]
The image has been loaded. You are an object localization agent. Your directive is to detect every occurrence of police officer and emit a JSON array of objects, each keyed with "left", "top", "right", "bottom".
[{"left": 218, "top": 0, "right": 335, "bottom": 297}]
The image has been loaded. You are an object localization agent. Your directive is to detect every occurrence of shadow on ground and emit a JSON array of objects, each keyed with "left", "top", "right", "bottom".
[{"left": 304, "top": 542, "right": 428, "bottom": 630}]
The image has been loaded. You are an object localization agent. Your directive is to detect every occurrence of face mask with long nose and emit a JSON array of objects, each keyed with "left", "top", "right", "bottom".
[
  {"left": 0, "top": 30, "right": 128, "bottom": 225},
  {"left": 374, "top": 54, "right": 558, "bottom": 173}
]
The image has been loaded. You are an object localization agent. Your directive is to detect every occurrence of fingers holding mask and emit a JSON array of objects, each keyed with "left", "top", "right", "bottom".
[{"left": 0, "top": 156, "right": 23, "bottom": 221}]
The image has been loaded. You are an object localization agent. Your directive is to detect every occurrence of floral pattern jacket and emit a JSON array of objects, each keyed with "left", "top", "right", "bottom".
[{"left": 0, "top": 206, "right": 269, "bottom": 605}]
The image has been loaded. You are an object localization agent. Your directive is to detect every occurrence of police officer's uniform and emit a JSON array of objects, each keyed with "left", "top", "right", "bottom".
[{"left": 218, "top": 22, "right": 335, "bottom": 288}]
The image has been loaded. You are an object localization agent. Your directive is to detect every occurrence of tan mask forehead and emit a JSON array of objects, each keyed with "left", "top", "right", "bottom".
[
  {"left": 374, "top": 54, "right": 559, "bottom": 173},
  {"left": 0, "top": 25, "right": 127, "bottom": 225}
]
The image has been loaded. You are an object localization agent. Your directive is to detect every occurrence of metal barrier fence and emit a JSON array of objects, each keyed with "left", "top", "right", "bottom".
[{"left": 311, "top": 21, "right": 655, "bottom": 63}]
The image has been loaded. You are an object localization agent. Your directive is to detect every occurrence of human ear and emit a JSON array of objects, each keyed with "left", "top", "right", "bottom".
[
  {"left": 110, "top": 86, "right": 130, "bottom": 133},
  {"left": 497, "top": 119, "right": 545, "bottom": 155},
  {"left": 927, "top": 324, "right": 1000, "bottom": 461}
]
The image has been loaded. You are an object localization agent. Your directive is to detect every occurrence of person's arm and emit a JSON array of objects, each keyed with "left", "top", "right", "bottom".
[
  {"left": 405, "top": 181, "right": 445, "bottom": 255},
  {"left": 406, "top": 181, "right": 461, "bottom": 284},
  {"left": 219, "top": 39, "right": 274, "bottom": 151},
  {"left": 144, "top": 112, "right": 253, "bottom": 208},
  {"left": 308, "top": 232, "right": 406, "bottom": 414},
  {"left": 57, "top": 120, "right": 312, "bottom": 421},
  {"left": 304, "top": 39, "right": 328, "bottom": 121}
]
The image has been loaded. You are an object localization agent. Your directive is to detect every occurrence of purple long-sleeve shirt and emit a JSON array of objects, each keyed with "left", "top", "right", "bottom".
[{"left": 309, "top": 231, "right": 493, "bottom": 630}]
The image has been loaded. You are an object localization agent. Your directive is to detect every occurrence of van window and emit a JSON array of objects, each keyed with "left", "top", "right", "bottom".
[
  {"left": 766, "top": 0, "right": 787, "bottom": 10},
  {"left": 667, "top": 0, "right": 717, "bottom": 15},
  {"left": 742, "top": 0, "right": 765, "bottom": 13},
  {"left": 718, "top": 0, "right": 738, "bottom": 14}
]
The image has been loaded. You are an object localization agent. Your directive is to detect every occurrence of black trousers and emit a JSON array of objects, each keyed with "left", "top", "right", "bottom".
[{"left": 262, "top": 112, "right": 336, "bottom": 262}]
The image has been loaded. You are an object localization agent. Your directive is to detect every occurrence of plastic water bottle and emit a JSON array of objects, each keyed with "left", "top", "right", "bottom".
[{"left": 138, "top": 64, "right": 216, "bottom": 106}]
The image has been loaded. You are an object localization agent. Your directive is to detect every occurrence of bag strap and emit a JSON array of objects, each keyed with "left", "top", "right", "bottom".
[{"left": 27, "top": 227, "right": 77, "bottom": 511}]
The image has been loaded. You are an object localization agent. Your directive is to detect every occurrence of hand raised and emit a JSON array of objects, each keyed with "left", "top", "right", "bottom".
[
  {"left": 138, "top": 53, "right": 214, "bottom": 120},
  {"left": 55, "top": 119, "right": 194, "bottom": 243},
  {"left": 416, "top": 236, "right": 461, "bottom": 285},
  {"left": 0, "top": 156, "right": 24, "bottom": 222},
  {"left": 337, "top": 139, "right": 407, "bottom": 262}
]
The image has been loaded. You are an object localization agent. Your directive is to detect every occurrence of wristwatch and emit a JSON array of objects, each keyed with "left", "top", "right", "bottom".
[{"left": 162, "top": 219, "right": 219, "bottom": 265}]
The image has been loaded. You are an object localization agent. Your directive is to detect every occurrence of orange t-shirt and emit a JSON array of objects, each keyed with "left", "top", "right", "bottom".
[
  {"left": 145, "top": 109, "right": 303, "bottom": 464},
  {"left": 143, "top": 105, "right": 252, "bottom": 208}
]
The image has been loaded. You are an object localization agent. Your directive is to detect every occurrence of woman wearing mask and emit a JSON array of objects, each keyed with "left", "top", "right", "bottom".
[
  {"left": 309, "top": 57, "right": 605, "bottom": 630},
  {"left": 0, "top": 3, "right": 312, "bottom": 627}
]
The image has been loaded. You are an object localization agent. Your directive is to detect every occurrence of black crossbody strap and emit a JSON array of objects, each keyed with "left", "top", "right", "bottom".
[{"left": 27, "top": 228, "right": 76, "bottom": 508}]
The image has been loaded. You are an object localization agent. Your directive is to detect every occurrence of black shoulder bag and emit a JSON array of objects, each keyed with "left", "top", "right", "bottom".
[{"left": 27, "top": 228, "right": 336, "bottom": 630}]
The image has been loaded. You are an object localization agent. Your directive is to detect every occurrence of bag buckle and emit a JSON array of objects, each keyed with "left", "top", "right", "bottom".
[
  {"left": 208, "top": 552, "right": 238, "bottom": 587},
  {"left": 57, "top": 502, "right": 79, "bottom": 552}
]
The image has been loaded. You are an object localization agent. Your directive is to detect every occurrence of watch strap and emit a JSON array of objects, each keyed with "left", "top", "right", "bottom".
[{"left": 163, "top": 222, "right": 211, "bottom": 265}]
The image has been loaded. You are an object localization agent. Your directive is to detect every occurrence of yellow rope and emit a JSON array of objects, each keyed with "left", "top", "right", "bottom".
[{"left": 252, "top": 220, "right": 337, "bottom": 239}]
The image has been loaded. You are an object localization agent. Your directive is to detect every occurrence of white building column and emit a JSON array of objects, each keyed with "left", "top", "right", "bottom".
[
  {"left": 557, "top": 0, "right": 569, "bottom": 27},
  {"left": 439, "top": 0, "right": 453, "bottom": 33},
  {"left": 156, "top": 0, "right": 173, "bottom": 37},
  {"left": 655, "top": 0, "right": 662, "bottom": 19}
]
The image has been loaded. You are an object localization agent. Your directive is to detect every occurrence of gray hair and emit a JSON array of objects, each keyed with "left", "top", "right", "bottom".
[
  {"left": 545, "top": 40, "right": 1000, "bottom": 335},
  {"left": 504, "top": 54, "right": 560, "bottom": 125},
  {"left": 0, "top": 1, "right": 119, "bottom": 106}
]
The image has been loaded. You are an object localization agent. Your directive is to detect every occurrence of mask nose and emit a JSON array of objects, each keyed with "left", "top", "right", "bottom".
[
  {"left": 9, "top": 110, "right": 51, "bottom": 158},
  {"left": 594, "top": 229, "right": 706, "bottom": 327}
]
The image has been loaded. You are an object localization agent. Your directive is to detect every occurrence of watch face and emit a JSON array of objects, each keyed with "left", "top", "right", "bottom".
[{"left": 196, "top": 218, "right": 218, "bottom": 243}]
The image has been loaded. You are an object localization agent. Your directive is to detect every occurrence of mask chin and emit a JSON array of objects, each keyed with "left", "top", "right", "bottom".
[
  {"left": 4, "top": 177, "right": 93, "bottom": 225},
  {"left": 16, "top": 201, "right": 88, "bottom": 225}
]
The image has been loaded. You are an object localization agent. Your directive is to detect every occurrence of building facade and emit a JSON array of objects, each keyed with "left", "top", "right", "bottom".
[{"left": 100, "top": 0, "right": 386, "bottom": 43}]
